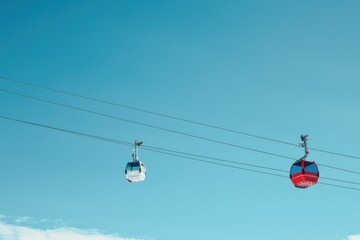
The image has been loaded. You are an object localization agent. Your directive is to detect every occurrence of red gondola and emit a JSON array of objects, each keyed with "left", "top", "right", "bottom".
[{"left": 290, "top": 135, "right": 319, "bottom": 188}]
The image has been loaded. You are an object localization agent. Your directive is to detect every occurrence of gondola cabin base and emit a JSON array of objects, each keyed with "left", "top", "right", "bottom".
[{"left": 291, "top": 173, "right": 319, "bottom": 188}]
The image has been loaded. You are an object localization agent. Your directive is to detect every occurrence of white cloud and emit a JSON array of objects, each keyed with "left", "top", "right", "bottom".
[
  {"left": 347, "top": 235, "right": 360, "bottom": 240},
  {"left": 0, "top": 222, "right": 142, "bottom": 240},
  {"left": 14, "top": 217, "right": 32, "bottom": 224}
]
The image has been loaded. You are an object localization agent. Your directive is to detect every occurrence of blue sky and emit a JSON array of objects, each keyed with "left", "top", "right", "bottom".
[{"left": 1, "top": 1, "right": 360, "bottom": 239}]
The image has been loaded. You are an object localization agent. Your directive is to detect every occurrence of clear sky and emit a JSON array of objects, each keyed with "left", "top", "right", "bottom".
[{"left": 1, "top": 1, "right": 360, "bottom": 240}]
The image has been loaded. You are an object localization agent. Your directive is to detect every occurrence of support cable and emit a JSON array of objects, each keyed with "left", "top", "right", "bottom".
[
  {"left": 1, "top": 76, "right": 359, "bottom": 160},
  {"left": 0, "top": 88, "right": 359, "bottom": 175},
  {"left": 1, "top": 114, "right": 359, "bottom": 191}
]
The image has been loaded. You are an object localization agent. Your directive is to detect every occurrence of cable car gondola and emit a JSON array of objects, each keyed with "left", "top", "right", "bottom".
[
  {"left": 290, "top": 135, "right": 319, "bottom": 188},
  {"left": 125, "top": 140, "right": 147, "bottom": 183}
]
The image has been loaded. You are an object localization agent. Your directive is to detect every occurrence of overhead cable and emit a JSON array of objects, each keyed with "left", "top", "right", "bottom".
[
  {"left": 0, "top": 87, "right": 359, "bottom": 176},
  {"left": 0, "top": 114, "right": 359, "bottom": 192},
  {"left": 0, "top": 88, "right": 296, "bottom": 161},
  {"left": 1, "top": 76, "right": 359, "bottom": 161}
]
